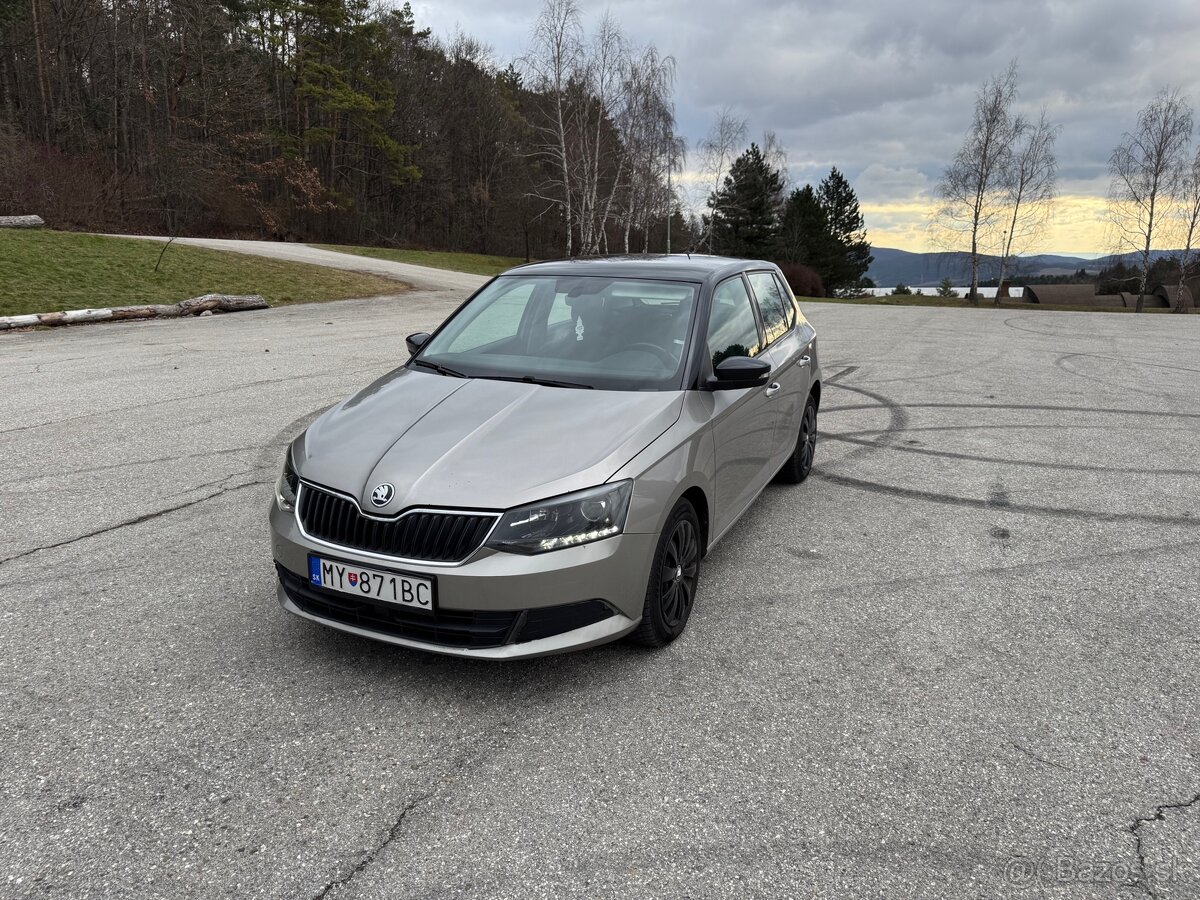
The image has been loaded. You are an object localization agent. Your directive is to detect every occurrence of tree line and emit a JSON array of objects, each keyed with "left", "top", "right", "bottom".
[
  {"left": 695, "top": 112, "right": 873, "bottom": 296},
  {"left": 0, "top": 0, "right": 874, "bottom": 290},
  {"left": 0, "top": 0, "right": 689, "bottom": 258}
]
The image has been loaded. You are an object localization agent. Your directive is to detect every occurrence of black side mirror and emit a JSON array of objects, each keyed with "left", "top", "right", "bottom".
[
  {"left": 708, "top": 356, "right": 772, "bottom": 390},
  {"left": 406, "top": 332, "right": 431, "bottom": 355}
]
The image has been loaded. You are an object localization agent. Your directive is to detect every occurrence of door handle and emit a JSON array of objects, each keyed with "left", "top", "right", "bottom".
[
  {"left": 798, "top": 355, "right": 811, "bottom": 366},
  {"left": 764, "top": 382, "right": 782, "bottom": 398}
]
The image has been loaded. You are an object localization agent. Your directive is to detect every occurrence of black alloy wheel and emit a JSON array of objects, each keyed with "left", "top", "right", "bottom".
[
  {"left": 628, "top": 500, "right": 701, "bottom": 647},
  {"left": 777, "top": 393, "right": 818, "bottom": 484}
]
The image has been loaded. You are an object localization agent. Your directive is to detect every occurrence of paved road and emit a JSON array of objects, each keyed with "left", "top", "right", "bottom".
[
  {"left": 114, "top": 236, "right": 491, "bottom": 295},
  {"left": 2, "top": 279, "right": 1199, "bottom": 899}
]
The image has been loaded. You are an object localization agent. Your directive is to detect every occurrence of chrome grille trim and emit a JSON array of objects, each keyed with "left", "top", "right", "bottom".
[{"left": 294, "top": 482, "right": 500, "bottom": 567}]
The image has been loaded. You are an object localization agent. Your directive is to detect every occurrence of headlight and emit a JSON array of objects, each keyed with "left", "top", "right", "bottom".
[
  {"left": 275, "top": 451, "right": 299, "bottom": 511},
  {"left": 485, "top": 481, "right": 633, "bottom": 554}
]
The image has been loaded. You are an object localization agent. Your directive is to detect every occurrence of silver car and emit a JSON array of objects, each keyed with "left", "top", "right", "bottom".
[{"left": 270, "top": 256, "right": 821, "bottom": 659}]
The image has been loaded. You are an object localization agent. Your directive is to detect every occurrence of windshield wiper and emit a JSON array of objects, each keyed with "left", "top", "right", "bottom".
[
  {"left": 412, "top": 359, "right": 467, "bottom": 378},
  {"left": 479, "top": 374, "right": 594, "bottom": 390}
]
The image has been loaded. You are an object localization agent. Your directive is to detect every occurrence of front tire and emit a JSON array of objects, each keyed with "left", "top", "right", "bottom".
[
  {"left": 776, "top": 393, "right": 818, "bottom": 484},
  {"left": 628, "top": 500, "right": 701, "bottom": 648}
]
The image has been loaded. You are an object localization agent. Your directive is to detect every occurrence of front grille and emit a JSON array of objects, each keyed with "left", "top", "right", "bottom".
[
  {"left": 298, "top": 483, "right": 496, "bottom": 563},
  {"left": 277, "top": 567, "right": 616, "bottom": 650}
]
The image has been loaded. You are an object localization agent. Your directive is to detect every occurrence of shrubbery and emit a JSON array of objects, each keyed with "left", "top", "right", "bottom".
[
  {"left": 937, "top": 277, "right": 959, "bottom": 298},
  {"left": 776, "top": 262, "right": 825, "bottom": 298}
]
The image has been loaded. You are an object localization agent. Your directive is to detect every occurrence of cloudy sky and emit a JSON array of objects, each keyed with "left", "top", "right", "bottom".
[{"left": 412, "top": 0, "right": 1200, "bottom": 253}]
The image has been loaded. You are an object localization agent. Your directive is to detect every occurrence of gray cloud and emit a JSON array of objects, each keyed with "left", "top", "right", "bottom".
[{"left": 412, "top": 0, "right": 1200, "bottom": 244}]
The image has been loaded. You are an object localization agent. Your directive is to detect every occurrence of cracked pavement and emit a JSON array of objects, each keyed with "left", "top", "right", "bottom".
[{"left": 2, "top": 272, "right": 1199, "bottom": 898}]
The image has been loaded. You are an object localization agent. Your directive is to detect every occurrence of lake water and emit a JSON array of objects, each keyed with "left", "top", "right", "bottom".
[{"left": 862, "top": 286, "right": 1025, "bottom": 299}]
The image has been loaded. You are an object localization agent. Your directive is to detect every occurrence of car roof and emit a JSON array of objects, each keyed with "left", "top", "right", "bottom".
[{"left": 502, "top": 254, "right": 777, "bottom": 285}]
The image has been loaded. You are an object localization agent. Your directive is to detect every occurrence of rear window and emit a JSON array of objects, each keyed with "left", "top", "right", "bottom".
[{"left": 748, "top": 272, "right": 790, "bottom": 345}]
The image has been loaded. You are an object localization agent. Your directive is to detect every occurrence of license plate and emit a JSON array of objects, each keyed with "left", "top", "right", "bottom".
[{"left": 308, "top": 555, "right": 435, "bottom": 614}]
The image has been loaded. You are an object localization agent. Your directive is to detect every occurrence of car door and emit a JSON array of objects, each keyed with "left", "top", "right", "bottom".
[
  {"left": 704, "top": 274, "right": 778, "bottom": 535},
  {"left": 747, "top": 271, "right": 813, "bottom": 460}
]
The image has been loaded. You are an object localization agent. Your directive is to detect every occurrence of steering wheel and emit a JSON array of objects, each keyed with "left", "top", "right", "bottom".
[{"left": 622, "top": 342, "right": 676, "bottom": 367}]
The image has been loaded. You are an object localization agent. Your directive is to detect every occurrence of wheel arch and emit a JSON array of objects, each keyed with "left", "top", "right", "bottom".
[{"left": 678, "top": 485, "right": 711, "bottom": 556}]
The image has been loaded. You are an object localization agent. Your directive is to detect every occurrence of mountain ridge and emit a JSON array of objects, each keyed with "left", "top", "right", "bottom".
[{"left": 867, "top": 247, "right": 1181, "bottom": 287}]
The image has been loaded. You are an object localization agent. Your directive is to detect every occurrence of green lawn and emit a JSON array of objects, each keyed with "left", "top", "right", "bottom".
[
  {"left": 804, "top": 293, "right": 1173, "bottom": 313},
  {"left": 0, "top": 231, "right": 403, "bottom": 317},
  {"left": 315, "top": 243, "right": 525, "bottom": 277}
]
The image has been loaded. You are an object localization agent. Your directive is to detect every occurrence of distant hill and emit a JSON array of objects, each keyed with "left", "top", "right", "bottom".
[{"left": 867, "top": 247, "right": 1181, "bottom": 287}]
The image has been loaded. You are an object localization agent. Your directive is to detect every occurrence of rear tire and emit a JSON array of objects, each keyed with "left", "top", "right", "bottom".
[
  {"left": 628, "top": 499, "right": 701, "bottom": 648},
  {"left": 776, "top": 393, "right": 818, "bottom": 484}
]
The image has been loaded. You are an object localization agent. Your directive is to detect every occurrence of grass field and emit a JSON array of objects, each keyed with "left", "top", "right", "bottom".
[
  {"left": 0, "top": 231, "right": 403, "bottom": 317},
  {"left": 807, "top": 293, "right": 1174, "bottom": 313},
  {"left": 315, "top": 243, "right": 525, "bottom": 277}
]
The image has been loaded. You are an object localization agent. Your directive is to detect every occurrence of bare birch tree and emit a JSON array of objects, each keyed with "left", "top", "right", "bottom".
[
  {"left": 1107, "top": 87, "right": 1194, "bottom": 312},
  {"left": 995, "top": 108, "right": 1059, "bottom": 304},
  {"left": 934, "top": 61, "right": 1022, "bottom": 304},
  {"left": 1174, "top": 145, "right": 1200, "bottom": 300},
  {"left": 574, "top": 11, "right": 627, "bottom": 254},
  {"left": 696, "top": 108, "right": 747, "bottom": 251},
  {"left": 761, "top": 130, "right": 790, "bottom": 190},
  {"left": 524, "top": 0, "right": 584, "bottom": 257},
  {"left": 662, "top": 134, "right": 687, "bottom": 253},
  {"left": 615, "top": 45, "right": 678, "bottom": 252}
]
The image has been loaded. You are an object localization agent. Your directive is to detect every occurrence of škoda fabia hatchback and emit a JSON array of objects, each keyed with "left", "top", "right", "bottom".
[{"left": 270, "top": 256, "right": 821, "bottom": 659}]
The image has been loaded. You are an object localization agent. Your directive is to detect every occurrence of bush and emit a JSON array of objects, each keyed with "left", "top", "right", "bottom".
[
  {"left": 776, "top": 262, "right": 824, "bottom": 298},
  {"left": 936, "top": 277, "right": 959, "bottom": 298},
  {"left": 893, "top": 283, "right": 913, "bottom": 295},
  {"left": 0, "top": 126, "right": 146, "bottom": 232}
]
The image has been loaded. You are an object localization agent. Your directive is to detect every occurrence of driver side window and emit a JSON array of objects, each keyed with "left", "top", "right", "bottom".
[{"left": 706, "top": 277, "right": 761, "bottom": 368}]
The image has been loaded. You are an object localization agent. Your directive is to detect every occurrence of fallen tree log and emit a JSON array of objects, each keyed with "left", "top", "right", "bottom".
[
  {"left": 175, "top": 294, "right": 266, "bottom": 316},
  {"left": 0, "top": 215, "right": 45, "bottom": 228},
  {"left": 0, "top": 314, "right": 40, "bottom": 330},
  {"left": 36, "top": 309, "right": 114, "bottom": 326},
  {"left": 109, "top": 304, "right": 180, "bottom": 321},
  {"left": 0, "top": 293, "right": 267, "bottom": 331}
]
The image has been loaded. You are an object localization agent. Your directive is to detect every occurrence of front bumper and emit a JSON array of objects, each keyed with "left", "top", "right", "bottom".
[{"left": 269, "top": 499, "right": 655, "bottom": 659}]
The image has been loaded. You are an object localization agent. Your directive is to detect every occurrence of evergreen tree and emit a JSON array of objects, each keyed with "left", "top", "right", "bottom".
[
  {"left": 706, "top": 143, "right": 786, "bottom": 258},
  {"left": 936, "top": 277, "right": 959, "bottom": 298},
  {"left": 816, "top": 167, "right": 873, "bottom": 296},
  {"left": 775, "top": 185, "right": 837, "bottom": 276}
]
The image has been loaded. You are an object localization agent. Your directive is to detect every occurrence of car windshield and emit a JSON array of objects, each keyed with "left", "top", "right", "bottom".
[{"left": 415, "top": 274, "right": 700, "bottom": 391}]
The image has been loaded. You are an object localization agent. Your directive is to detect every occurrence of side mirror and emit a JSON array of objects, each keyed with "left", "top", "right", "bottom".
[
  {"left": 406, "top": 332, "right": 431, "bottom": 355},
  {"left": 708, "top": 356, "right": 772, "bottom": 390}
]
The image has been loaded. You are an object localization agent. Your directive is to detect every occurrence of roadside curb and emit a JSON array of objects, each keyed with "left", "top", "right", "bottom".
[{"left": 0, "top": 294, "right": 267, "bottom": 332}]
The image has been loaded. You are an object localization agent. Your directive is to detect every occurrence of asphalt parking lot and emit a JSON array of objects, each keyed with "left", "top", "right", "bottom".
[{"left": 2, "top": 281, "right": 1198, "bottom": 899}]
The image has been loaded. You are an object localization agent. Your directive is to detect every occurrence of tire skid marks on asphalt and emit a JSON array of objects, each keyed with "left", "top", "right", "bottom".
[
  {"left": 814, "top": 378, "right": 1200, "bottom": 527},
  {"left": 1054, "top": 352, "right": 1185, "bottom": 403},
  {"left": 819, "top": 427, "right": 1199, "bottom": 477}
]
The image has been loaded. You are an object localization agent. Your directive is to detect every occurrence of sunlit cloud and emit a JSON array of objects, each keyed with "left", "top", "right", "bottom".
[{"left": 863, "top": 194, "right": 1115, "bottom": 255}]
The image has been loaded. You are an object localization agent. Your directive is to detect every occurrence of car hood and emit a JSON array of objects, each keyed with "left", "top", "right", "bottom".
[{"left": 294, "top": 368, "right": 684, "bottom": 513}]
